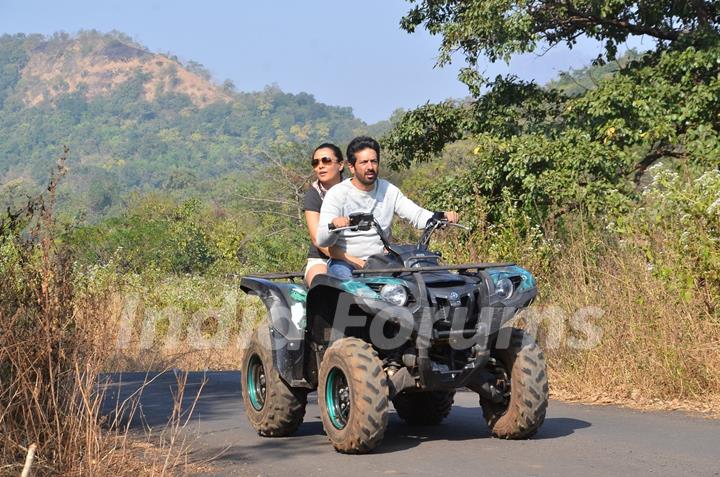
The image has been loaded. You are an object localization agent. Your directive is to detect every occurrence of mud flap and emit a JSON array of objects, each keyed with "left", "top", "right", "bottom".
[{"left": 240, "top": 277, "right": 311, "bottom": 388}]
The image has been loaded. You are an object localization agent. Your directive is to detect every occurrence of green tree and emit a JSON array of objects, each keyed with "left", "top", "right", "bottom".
[
  {"left": 400, "top": 0, "right": 719, "bottom": 73},
  {"left": 384, "top": 2, "right": 720, "bottom": 227}
]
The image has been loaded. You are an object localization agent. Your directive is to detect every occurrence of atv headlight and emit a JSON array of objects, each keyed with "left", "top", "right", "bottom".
[
  {"left": 380, "top": 284, "right": 408, "bottom": 306},
  {"left": 494, "top": 277, "right": 514, "bottom": 300}
]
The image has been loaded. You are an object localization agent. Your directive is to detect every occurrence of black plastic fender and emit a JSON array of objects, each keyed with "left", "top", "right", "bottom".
[
  {"left": 305, "top": 274, "right": 353, "bottom": 345},
  {"left": 240, "top": 277, "right": 311, "bottom": 388}
]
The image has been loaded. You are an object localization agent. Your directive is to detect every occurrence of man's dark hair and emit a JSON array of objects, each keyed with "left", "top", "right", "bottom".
[
  {"left": 346, "top": 136, "right": 380, "bottom": 165},
  {"left": 312, "top": 142, "right": 344, "bottom": 163}
]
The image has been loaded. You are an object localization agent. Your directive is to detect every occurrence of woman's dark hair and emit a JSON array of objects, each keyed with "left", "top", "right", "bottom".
[
  {"left": 312, "top": 143, "right": 344, "bottom": 163},
  {"left": 346, "top": 136, "right": 380, "bottom": 165}
]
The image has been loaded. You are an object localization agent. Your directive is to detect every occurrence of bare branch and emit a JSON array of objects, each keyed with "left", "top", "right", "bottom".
[
  {"left": 234, "top": 195, "right": 298, "bottom": 206},
  {"left": 560, "top": 7, "right": 681, "bottom": 42}
]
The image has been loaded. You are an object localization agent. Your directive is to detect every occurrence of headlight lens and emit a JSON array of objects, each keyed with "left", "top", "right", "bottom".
[
  {"left": 495, "top": 277, "right": 514, "bottom": 300},
  {"left": 379, "top": 284, "right": 408, "bottom": 306}
]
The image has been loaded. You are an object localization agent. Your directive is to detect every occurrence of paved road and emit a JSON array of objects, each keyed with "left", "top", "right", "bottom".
[{"left": 102, "top": 371, "right": 720, "bottom": 476}]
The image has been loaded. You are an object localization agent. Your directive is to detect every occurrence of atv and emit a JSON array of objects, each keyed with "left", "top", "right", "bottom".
[{"left": 240, "top": 212, "right": 548, "bottom": 454}]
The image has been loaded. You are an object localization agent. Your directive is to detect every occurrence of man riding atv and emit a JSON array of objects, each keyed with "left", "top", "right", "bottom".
[
  {"left": 315, "top": 136, "right": 458, "bottom": 278},
  {"left": 240, "top": 137, "right": 548, "bottom": 454}
]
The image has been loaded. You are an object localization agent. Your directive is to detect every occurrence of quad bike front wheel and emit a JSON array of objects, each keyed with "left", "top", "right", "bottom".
[
  {"left": 480, "top": 327, "right": 548, "bottom": 439},
  {"left": 318, "top": 337, "right": 389, "bottom": 453},
  {"left": 241, "top": 326, "right": 308, "bottom": 436},
  {"left": 392, "top": 390, "right": 455, "bottom": 425}
]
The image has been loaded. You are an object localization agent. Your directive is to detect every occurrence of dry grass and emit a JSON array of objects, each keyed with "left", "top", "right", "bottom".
[
  {"left": 0, "top": 154, "right": 205, "bottom": 475},
  {"left": 436, "top": 206, "right": 720, "bottom": 415},
  {"left": 0, "top": 153, "right": 101, "bottom": 475},
  {"left": 101, "top": 292, "right": 262, "bottom": 373},
  {"left": 540, "top": 233, "right": 720, "bottom": 415}
]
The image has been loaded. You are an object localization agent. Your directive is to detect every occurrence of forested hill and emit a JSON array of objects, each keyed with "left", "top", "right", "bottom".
[{"left": 0, "top": 31, "right": 385, "bottom": 217}]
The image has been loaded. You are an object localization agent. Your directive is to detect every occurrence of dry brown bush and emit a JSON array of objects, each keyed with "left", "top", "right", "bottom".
[
  {"left": 0, "top": 153, "right": 198, "bottom": 475},
  {"left": 0, "top": 153, "right": 121, "bottom": 475},
  {"left": 541, "top": 233, "right": 720, "bottom": 414}
]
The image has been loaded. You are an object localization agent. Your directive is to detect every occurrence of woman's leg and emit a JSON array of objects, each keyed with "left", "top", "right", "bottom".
[
  {"left": 305, "top": 263, "right": 327, "bottom": 286},
  {"left": 304, "top": 258, "right": 329, "bottom": 286}
]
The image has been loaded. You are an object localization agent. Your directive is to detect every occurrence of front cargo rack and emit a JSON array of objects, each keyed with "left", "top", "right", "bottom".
[{"left": 352, "top": 262, "right": 514, "bottom": 275}]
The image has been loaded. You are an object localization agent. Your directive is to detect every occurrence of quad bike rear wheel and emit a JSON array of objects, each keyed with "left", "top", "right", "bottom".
[
  {"left": 480, "top": 327, "right": 548, "bottom": 439},
  {"left": 241, "top": 326, "right": 308, "bottom": 436},
  {"left": 318, "top": 337, "right": 389, "bottom": 453},
  {"left": 392, "top": 390, "right": 455, "bottom": 425}
]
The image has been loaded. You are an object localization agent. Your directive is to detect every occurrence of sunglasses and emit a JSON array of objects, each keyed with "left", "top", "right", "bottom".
[{"left": 311, "top": 156, "right": 337, "bottom": 168}]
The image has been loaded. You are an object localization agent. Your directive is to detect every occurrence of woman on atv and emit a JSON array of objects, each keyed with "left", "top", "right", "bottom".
[{"left": 302, "top": 143, "right": 364, "bottom": 285}]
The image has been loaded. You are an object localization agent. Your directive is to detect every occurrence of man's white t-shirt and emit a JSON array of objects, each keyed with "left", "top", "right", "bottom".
[{"left": 316, "top": 178, "right": 434, "bottom": 260}]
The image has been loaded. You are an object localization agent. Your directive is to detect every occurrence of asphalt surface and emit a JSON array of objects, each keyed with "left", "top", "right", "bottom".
[{"left": 101, "top": 371, "right": 720, "bottom": 476}]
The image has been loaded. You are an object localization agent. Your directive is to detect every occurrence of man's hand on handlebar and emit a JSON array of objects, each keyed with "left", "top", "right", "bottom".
[
  {"left": 443, "top": 211, "right": 459, "bottom": 224},
  {"left": 329, "top": 216, "right": 350, "bottom": 230},
  {"left": 329, "top": 213, "right": 376, "bottom": 232},
  {"left": 430, "top": 211, "right": 459, "bottom": 224}
]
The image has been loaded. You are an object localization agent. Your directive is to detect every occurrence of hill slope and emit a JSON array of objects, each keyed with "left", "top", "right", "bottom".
[
  {"left": 14, "top": 31, "right": 229, "bottom": 108},
  {"left": 0, "top": 31, "right": 381, "bottom": 217}
]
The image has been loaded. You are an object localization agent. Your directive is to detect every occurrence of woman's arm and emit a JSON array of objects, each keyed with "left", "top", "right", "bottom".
[{"left": 305, "top": 210, "right": 332, "bottom": 257}]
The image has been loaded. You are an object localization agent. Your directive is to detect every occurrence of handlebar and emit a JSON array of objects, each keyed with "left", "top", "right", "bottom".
[
  {"left": 418, "top": 216, "right": 469, "bottom": 248},
  {"left": 433, "top": 220, "right": 470, "bottom": 231},
  {"left": 328, "top": 212, "right": 468, "bottom": 253},
  {"left": 328, "top": 212, "right": 375, "bottom": 233},
  {"left": 329, "top": 224, "right": 363, "bottom": 233}
]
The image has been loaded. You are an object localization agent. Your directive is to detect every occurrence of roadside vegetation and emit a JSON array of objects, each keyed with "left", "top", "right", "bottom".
[
  {"left": 0, "top": 157, "right": 140, "bottom": 474},
  {"left": 0, "top": 158, "right": 226, "bottom": 475}
]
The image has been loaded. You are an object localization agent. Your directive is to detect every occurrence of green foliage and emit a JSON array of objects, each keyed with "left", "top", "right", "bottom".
[
  {"left": 401, "top": 0, "right": 718, "bottom": 73},
  {"left": 236, "top": 215, "right": 307, "bottom": 273},
  {"left": 403, "top": 132, "right": 630, "bottom": 232},
  {"left": 385, "top": 38, "right": 720, "bottom": 230},
  {"left": 383, "top": 101, "right": 467, "bottom": 167},
  {"left": 571, "top": 44, "right": 720, "bottom": 164},
  {"left": 68, "top": 196, "right": 219, "bottom": 274},
  {"left": 384, "top": 77, "right": 563, "bottom": 167},
  {"left": 0, "top": 234, "right": 31, "bottom": 310},
  {"left": 67, "top": 150, "right": 312, "bottom": 277},
  {"left": 0, "top": 34, "right": 34, "bottom": 107},
  {"left": 468, "top": 131, "right": 630, "bottom": 223},
  {"left": 612, "top": 166, "right": 720, "bottom": 301}
]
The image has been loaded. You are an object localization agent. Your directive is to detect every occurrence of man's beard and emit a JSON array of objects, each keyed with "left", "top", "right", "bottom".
[{"left": 355, "top": 172, "right": 377, "bottom": 186}]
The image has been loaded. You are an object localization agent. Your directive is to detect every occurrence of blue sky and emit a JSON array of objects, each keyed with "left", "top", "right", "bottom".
[{"left": 0, "top": 0, "right": 651, "bottom": 123}]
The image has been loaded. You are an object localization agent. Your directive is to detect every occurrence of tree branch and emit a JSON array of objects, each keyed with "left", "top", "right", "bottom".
[
  {"left": 553, "top": 2, "right": 682, "bottom": 42},
  {"left": 691, "top": 0, "right": 711, "bottom": 28},
  {"left": 234, "top": 195, "right": 297, "bottom": 206},
  {"left": 632, "top": 144, "right": 686, "bottom": 184}
]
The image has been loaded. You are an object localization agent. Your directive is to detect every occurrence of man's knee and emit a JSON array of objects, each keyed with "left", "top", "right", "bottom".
[{"left": 328, "top": 259, "right": 354, "bottom": 279}]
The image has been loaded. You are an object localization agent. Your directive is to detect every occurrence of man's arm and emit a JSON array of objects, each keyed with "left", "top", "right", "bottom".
[
  {"left": 328, "top": 245, "right": 366, "bottom": 269},
  {"left": 316, "top": 189, "right": 342, "bottom": 247},
  {"left": 392, "top": 185, "right": 435, "bottom": 229}
]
